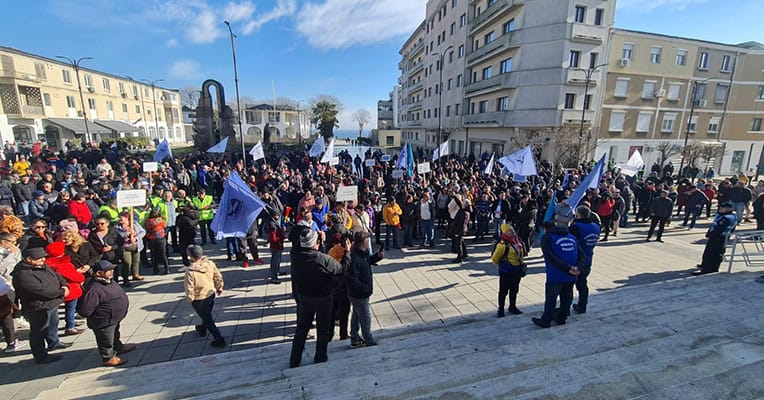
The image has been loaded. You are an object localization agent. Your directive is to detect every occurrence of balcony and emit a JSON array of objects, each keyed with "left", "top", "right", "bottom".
[
  {"left": 21, "top": 105, "right": 44, "bottom": 116},
  {"left": 409, "top": 41, "right": 425, "bottom": 57},
  {"left": 409, "top": 62, "right": 424, "bottom": 76},
  {"left": 407, "top": 81, "right": 424, "bottom": 93},
  {"left": 408, "top": 100, "right": 423, "bottom": 110},
  {"left": 565, "top": 68, "right": 601, "bottom": 87},
  {"left": 378, "top": 110, "right": 393, "bottom": 120},
  {"left": 470, "top": 0, "right": 525, "bottom": 34},
  {"left": 466, "top": 31, "right": 520, "bottom": 67},
  {"left": 407, "top": 120, "right": 422, "bottom": 127},
  {"left": 570, "top": 23, "right": 605, "bottom": 44},
  {"left": 561, "top": 109, "right": 595, "bottom": 125},
  {"left": 464, "top": 73, "right": 518, "bottom": 96},
  {"left": 463, "top": 111, "right": 510, "bottom": 127}
]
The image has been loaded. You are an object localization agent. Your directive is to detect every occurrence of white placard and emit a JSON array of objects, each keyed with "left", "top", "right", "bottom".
[
  {"left": 365, "top": 159, "right": 376, "bottom": 167},
  {"left": 330, "top": 156, "right": 340, "bottom": 166},
  {"left": 116, "top": 189, "right": 147, "bottom": 208},
  {"left": 392, "top": 170, "right": 404, "bottom": 179},
  {"left": 417, "top": 162, "right": 431, "bottom": 174},
  {"left": 336, "top": 186, "right": 358, "bottom": 202},
  {"left": 381, "top": 155, "right": 391, "bottom": 162},
  {"left": 143, "top": 162, "right": 158, "bottom": 172}
]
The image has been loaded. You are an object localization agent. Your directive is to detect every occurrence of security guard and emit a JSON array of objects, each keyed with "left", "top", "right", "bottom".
[
  {"left": 693, "top": 202, "right": 736, "bottom": 275},
  {"left": 192, "top": 189, "right": 216, "bottom": 245}
]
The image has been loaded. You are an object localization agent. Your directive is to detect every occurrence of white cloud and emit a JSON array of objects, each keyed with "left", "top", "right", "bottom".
[
  {"left": 167, "top": 38, "right": 179, "bottom": 48},
  {"left": 224, "top": 1, "right": 255, "bottom": 22},
  {"left": 242, "top": 0, "right": 297, "bottom": 34},
  {"left": 169, "top": 59, "right": 203, "bottom": 80},
  {"left": 617, "top": 0, "right": 707, "bottom": 12},
  {"left": 296, "top": 0, "right": 427, "bottom": 50},
  {"left": 186, "top": 9, "right": 225, "bottom": 44}
]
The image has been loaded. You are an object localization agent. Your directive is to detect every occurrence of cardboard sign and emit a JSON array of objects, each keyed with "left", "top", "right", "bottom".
[
  {"left": 330, "top": 157, "right": 340, "bottom": 166},
  {"left": 365, "top": 159, "right": 376, "bottom": 167},
  {"left": 392, "top": 170, "right": 404, "bottom": 179},
  {"left": 417, "top": 162, "right": 431, "bottom": 174},
  {"left": 336, "top": 185, "right": 358, "bottom": 202},
  {"left": 116, "top": 189, "right": 147, "bottom": 208},
  {"left": 143, "top": 162, "right": 158, "bottom": 172},
  {"left": 381, "top": 155, "right": 391, "bottom": 162}
]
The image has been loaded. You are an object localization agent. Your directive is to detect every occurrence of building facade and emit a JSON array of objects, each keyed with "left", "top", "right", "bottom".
[
  {"left": 241, "top": 104, "right": 312, "bottom": 145},
  {"left": 0, "top": 46, "right": 185, "bottom": 150},
  {"left": 596, "top": 30, "right": 764, "bottom": 175}
]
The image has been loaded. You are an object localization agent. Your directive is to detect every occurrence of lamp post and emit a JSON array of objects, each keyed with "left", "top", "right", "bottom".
[
  {"left": 56, "top": 56, "right": 93, "bottom": 143},
  {"left": 678, "top": 77, "right": 713, "bottom": 178},
  {"left": 139, "top": 78, "right": 164, "bottom": 143},
  {"left": 572, "top": 62, "right": 608, "bottom": 165},
  {"left": 126, "top": 76, "right": 150, "bottom": 138},
  {"left": 224, "top": 21, "right": 248, "bottom": 167},
  {"left": 434, "top": 45, "right": 454, "bottom": 164}
]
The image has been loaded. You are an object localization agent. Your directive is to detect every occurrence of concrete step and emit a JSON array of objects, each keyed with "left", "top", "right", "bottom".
[{"left": 36, "top": 272, "right": 764, "bottom": 400}]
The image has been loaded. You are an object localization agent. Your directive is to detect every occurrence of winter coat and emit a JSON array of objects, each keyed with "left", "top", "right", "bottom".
[
  {"left": 77, "top": 277, "right": 129, "bottom": 329},
  {"left": 65, "top": 242, "right": 101, "bottom": 270},
  {"left": 11, "top": 262, "right": 66, "bottom": 312},
  {"left": 347, "top": 247, "right": 383, "bottom": 299},
  {"left": 184, "top": 256, "right": 223, "bottom": 302},
  {"left": 291, "top": 247, "right": 343, "bottom": 298},
  {"left": 46, "top": 255, "right": 85, "bottom": 302}
]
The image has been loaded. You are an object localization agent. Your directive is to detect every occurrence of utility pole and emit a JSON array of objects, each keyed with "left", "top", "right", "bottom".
[
  {"left": 56, "top": 56, "right": 92, "bottom": 143},
  {"left": 140, "top": 79, "right": 164, "bottom": 142},
  {"left": 572, "top": 63, "right": 608, "bottom": 165},
  {"left": 678, "top": 77, "right": 712, "bottom": 177},
  {"left": 224, "top": 20, "right": 248, "bottom": 167},
  {"left": 434, "top": 45, "right": 453, "bottom": 165}
]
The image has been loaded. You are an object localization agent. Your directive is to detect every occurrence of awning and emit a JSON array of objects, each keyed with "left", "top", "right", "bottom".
[
  {"left": 94, "top": 120, "right": 139, "bottom": 133},
  {"left": 45, "top": 118, "right": 111, "bottom": 134}
]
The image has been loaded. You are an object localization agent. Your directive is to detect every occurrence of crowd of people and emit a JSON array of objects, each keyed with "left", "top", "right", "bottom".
[{"left": 0, "top": 138, "right": 762, "bottom": 367}]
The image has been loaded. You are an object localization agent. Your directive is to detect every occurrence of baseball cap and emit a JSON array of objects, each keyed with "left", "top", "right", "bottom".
[{"left": 93, "top": 260, "right": 117, "bottom": 272}]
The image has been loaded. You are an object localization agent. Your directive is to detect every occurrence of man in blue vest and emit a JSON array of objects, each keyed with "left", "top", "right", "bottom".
[
  {"left": 692, "top": 202, "right": 736, "bottom": 276},
  {"left": 568, "top": 206, "right": 600, "bottom": 314},
  {"left": 532, "top": 220, "right": 587, "bottom": 328}
]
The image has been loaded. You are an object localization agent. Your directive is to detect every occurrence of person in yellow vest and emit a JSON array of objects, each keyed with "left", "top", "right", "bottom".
[
  {"left": 153, "top": 190, "right": 178, "bottom": 253},
  {"left": 98, "top": 199, "right": 120, "bottom": 224},
  {"left": 12, "top": 155, "right": 30, "bottom": 177},
  {"left": 383, "top": 197, "right": 402, "bottom": 250},
  {"left": 192, "top": 189, "right": 216, "bottom": 245},
  {"left": 328, "top": 202, "right": 353, "bottom": 231},
  {"left": 149, "top": 187, "right": 163, "bottom": 209}
]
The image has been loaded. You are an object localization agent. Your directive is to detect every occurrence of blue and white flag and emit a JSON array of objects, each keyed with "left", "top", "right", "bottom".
[
  {"left": 484, "top": 153, "right": 495, "bottom": 175},
  {"left": 207, "top": 137, "right": 228, "bottom": 153},
  {"left": 539, "top": 191, "right": 557, "bottom": 238},
  {"left": 320, "top": 138, "right": 335, "bottom": 163},
  {"left": 309, "top": 136, "right": 325, "bottom": 157},
  {"left": 439, "top": 141, "right": 449, "bottom": 158},
  {"left": 566, "top": 154, "right": 606, "bottom": 214},
  {"left": 249, "top": 141, "right": 265, "bottom": 161},
  {"left": 153, "top": 139, "right": 173, "bottom": 162},
  {"left": 498, "top": 146, "right": 537, "bottom": 176},
  {"left": 432, "top": 148, "right": 439, "bottom": 161},
  {"left": 406, "top": 142, "right": 414, "bottom": 177},
  {"left": 396, "top": 143, "right": 408, "bottom": 170},
  {"left": 562, "top": 171, "right": 570, "bottom": 189},
  {"left": 210, "top": 171, "right": 266, "bottom": 240}
]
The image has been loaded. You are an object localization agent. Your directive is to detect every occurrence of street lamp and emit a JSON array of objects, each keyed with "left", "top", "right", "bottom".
[
  {"left": 55, "top": 56, "right": 93, "bottom": 143},
  {"left": 432, "top": 45, "right": 454, "bottom": 163},
  {"left": 139, "top": 78, "right": 164, "bottom": 143},
  {"left": 126, "top": 76, "right": 150, "bottom": 138},
  {"left": 572, "top": 62, "right": 608, "bottom": 165},
  {"left": 678, "top": 77, "right": 714, "bottom": 178},
  {"left": 224, "top": 20, "right": 248, "bottom": 167}
]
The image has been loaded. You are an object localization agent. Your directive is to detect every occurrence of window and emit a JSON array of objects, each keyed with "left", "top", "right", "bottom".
[
  {"left": 451, "top": 23, "right": 456, "bottom": 35},
  {"left": 642, "top": 81, "right": 656, "bottom": 99},
  {"left": 386, "top": 136, "right": 394, "bottom": 146},
  {"left": 122, "top": 103, "right": 128, "bottom": 113},
  {"left": 455, "top": 104, "right": 461, "bottom": 115},
  {"left": 564, "top": 93, "right": 576, "bottom": 109},
  {"left": 569, "top": 50, "right": 581, "bottom": 67},
  {"left": 688, "top": 116, "right": 698, "bottom": 133},
  {"left": 500, "top": 58, "right": 513, "bottom": 73},
  {"left": 589, "top": 52, "right": 598, "bottom": 69},
  {"left": 484, "top": 31, "right": 495, "bottom": 45},
  {"left": 482, "top": 66, "right": 493, "bottom": 79},
  {"left": 750, "top": 118, "right": 763, "bottom": 132},
  {"left": 662, "top": 114, "right": 676, "bottom": 132},
  {"left": 87, "top": 98, "right": 96, "bottom": 109},
  {"left": 447, "top": 79, "right": 453, "bottom": 90},
  {"left": 458, "top": 45, "right": 464, "bottom": 58},
  {"left": 574, "top": 5, "right": 586, "bottom": 23},
  {"left": 446, "top": 105, "right": 451, "bottom": 116},
  {"left": 106, "top": 100, "right": 113, "bottom": 112},
  {"left": 694, "top": 83, "right": 707, "bottom": 102},
  {"left": 708, "top": 117, "right": 720, "bottom": 133},
  {"left": 118, "top": 82, "right": 125, "bottom": 94},
  {"left": 676, "top": 49, "right": 687, "bottom": 66},
  {"left": 698, "top": 52, "right": 709, "bottom": 70},
  {"left": 478, "top": 100, "right": 488, "bottom": 113},
  {"left": 503, "top": 19, "right": 515, "bottom": 34},
  {"left": 614, "top": 78, "right": 629, "bottom": 98},
  {"left": 584, "top": 94, "right": 592, "bottom": 110},
  {"left": 147, "top": 108, "right": 152, "bottom": 115},
  {"left": 434, "top": 108, "right": 438, "bottom": 118},
  {"left": 460, "top": 14, "right": 466, "bottom": 27},
  {"left": 43, "top": 93, "right": 51, "bottom": 107},
  {"left": 452, "top": 0, "right": 457, "bottom": 8},
  {"left": 667, "top": 83, "right": 681, "bottom": 101},
  {"left": 609, "top": 111, "right": 626, "bottom": 132},
  {"left": 84, "top": 74, "right": 93, "bottom": 87},
  {"left": 594, "top": 8, "right": 604, "bottom": 25},
  {"left": 714, "top": 84, "right": 729, "bottom": 104},
  {"left": 135, "top": 105, "right": 141, "bottom": 114},
  {"left": 132, "top": 85, "right": 138, "bottom": 97},
  {"left": 449, "top": 51, "right": 454, "bottom": 63},
  {"left": 457, "top": 74, "right": 463, "bottom": 87},
  {"left": 435, "top": 84, "right": 439, "bottom": 94},
  {"left": 62, "top": 69, "right": 71, "bottom": 84},
  {"left": 720, "top": 55, "right": 732, "bottom": 72},
  {"left": 636, "top": 112, "right": 652, "bottom": 133},
  {"left": 497, "top": 96, "right": 509, "bottom": 111},
  {"left": 488, "top": 0, "right": 497, "bottom": 6},
  {"left": 650, "top": 47, "right": 661, "bottom": 64},
  {"left": 102, "top": 78, "right": 110, "bottom": 92},
  {"left": 622, "top": 43, "right": 634, "bottom": 60},
  {"left": 758, "top": 86, "right": 764, "bottom": 100},
  {"left": 144, "top": 87, "right": 149, "bottom": 97}
]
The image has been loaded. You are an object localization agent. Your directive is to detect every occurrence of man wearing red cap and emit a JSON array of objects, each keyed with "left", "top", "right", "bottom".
[{"left": 45, "top": 241, "right": 85, "bottom": 336}]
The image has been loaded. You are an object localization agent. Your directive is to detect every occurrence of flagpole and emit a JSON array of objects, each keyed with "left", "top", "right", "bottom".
[{"left": 224, "top": 21, "right": 247, "bottom": 168}]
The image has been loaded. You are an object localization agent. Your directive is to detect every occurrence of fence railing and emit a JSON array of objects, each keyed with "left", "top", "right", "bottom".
[{"left": 726, "top": 230, "right": 764, "bottom": 273}]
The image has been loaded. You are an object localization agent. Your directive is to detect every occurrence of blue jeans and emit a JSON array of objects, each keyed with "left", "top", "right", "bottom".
[
  {"left": 270, "top": 249, "right": 282, "bottom": 279},
  {"left": 46, "top": 307, "right": 61, "bottom": 350},
  {"left": 385, "top": 225, "right": 399, "bottom": 249},
  {"left": 349, "top": 296, "right": 374, "bottom": 344},
  {"left": 226, "top": 237, "right": 240, "bottom": 257},
  {"left": 420, "top": 219, "right": 434, "bottom": 246},
  {"left": 191, "top": 295, "right": 224, "bottom": 342},
  {"left": 730, "top": 202, "right": 745, "bottom": 225},
  {"left": 494, "top": 217, "right": 504, "bottom": 240},
  {"left": 65, "top": 299, "right": 77, "bottom": 330}
]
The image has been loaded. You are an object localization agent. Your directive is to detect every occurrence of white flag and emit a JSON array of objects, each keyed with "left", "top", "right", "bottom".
[
  {"left": 439, "top": 141, "right": 450, "bottom": 158},
  {"left": 433, "top": 148, "right": 440, "bottom": 161},
  {"left": 309, "top": 136, "right": 325, "bottom": 157},
  {"left": 484, "top": 153, "right": 495, "bottom": 175},
  {"left": 620, "top": 150, "right": 645, "bottom": 177},
  {"left": 320, "top": 138, "right": 335, "bottom": 163},
  {"left": 249, "top": 141, "right": 265, "bottom": 161},
  {"left": 207, "top": 137, "right": 229, "bottom": 153}
]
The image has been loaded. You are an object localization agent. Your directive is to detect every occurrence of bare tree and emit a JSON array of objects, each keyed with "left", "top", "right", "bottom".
[
  {"left": 681, "top": 142, "right": 706, "bottom": 169},
  {"left": 179, "top": 86, "right": 201, "bottom": 108},
  {"left": 351, "top": 109, "right": 371, "bottom": 137},
  {"left": 656, "top": 141, "right": 681, "bottom": 166}
]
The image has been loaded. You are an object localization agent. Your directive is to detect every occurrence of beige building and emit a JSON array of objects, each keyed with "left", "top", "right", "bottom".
[
  {"left": 597, "top": 30, "right": 764, "bottom": 175},
  {"left": 241, "top": 104, "right": 311, "bottom": 145},
  {"left": 0, "top": 46, "right": 185, "bottom": 150}
]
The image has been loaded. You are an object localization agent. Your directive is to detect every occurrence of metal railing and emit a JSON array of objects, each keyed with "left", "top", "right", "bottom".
[{"left": 726, "top": 230, "right": 764, "bottom": 273}]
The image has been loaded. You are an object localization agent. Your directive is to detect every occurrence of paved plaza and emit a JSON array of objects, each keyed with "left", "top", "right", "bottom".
[{"left": 2, "top": 218, "right": 761, "bottom": 399}]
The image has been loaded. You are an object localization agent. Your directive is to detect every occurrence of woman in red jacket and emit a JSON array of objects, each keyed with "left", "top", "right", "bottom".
[
  {"left": 45, "top": 241, "right": 85, "bottom": 336},
  {"left": 595, "top": 193, "right": 616, "bottom": 242},
  {"left": 68, "top": 193, "right": 92, "bottom": 229}
]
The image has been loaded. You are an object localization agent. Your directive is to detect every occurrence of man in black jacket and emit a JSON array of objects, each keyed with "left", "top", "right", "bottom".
[
  {"left": 348, "top": 232, "right": 384, "bottom": 348},
  {"left": 11, "top": 247, "right": 71, "bottom": 363},
  {"left": 289, "top": 229, "right": 343, "bottom": 368},
  {"left": 646, "top": 190, "right": 673, "bottom": 243},
  {"left": 77, "top": 260, "right": 134, "bottom": 366}
]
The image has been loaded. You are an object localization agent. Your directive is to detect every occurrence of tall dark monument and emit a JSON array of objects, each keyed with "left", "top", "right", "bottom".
[{"left": 193, "top": 79, "right": 237, "bottom": 152}]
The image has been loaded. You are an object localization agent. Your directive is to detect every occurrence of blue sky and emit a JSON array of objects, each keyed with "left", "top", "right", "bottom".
[{"left": 0, "top": 0, "right": 761, "bottom": 133}]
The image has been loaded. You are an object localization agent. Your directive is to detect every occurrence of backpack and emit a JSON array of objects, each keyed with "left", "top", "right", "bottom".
[{"left": 499, "top": 240, "right": 527, "bottom": 277}]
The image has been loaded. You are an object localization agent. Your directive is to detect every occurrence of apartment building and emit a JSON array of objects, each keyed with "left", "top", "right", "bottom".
[
  {"left": 597, "top": 30, "right": 764, "bottom": 175},
  {"left": 398, "top": 0, "right": 470, "bottom": 154},
  {"left": 0, "top": 46, "right": 185, "bottom": 150},
  {"left": 241, "top": 104, "right": 311, "bottom": 145}
]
